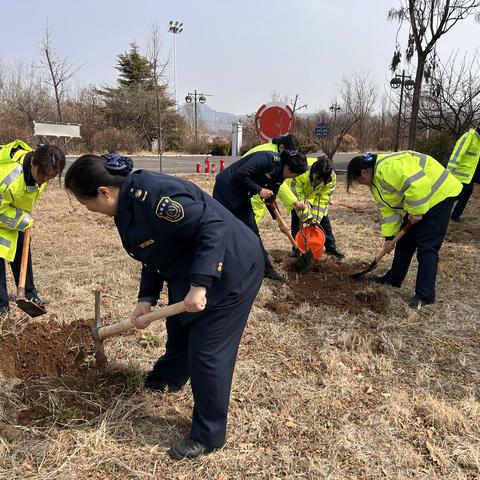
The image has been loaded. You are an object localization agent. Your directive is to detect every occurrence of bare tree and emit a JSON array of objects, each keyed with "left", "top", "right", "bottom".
[
  {"left": 388, "top": 0, "right": 480, "bottom": 148},
  {"left": 147, "top": 22, "right": 170, "bottom": 172},
  {"left": 418, "top": 51, "right": 480, "bottom": 136},
  {"left": 339, "top": 73, "right": 378, "bottom": 150},
  {"left": 0, "top": 63, "right": 53, "bottom": 125},
  {"left": 41, "top": 20, "right": 81, "bottom": 122}
]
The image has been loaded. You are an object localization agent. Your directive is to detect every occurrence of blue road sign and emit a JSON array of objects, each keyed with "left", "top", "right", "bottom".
[{"left": 315, "top": 122, "right": 329, "bottom": 138}]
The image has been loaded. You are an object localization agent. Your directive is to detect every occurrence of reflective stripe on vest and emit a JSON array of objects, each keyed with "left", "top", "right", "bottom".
[
  {"left": 0, "top": 165, "right": 23, "bottom": 201},
  {"left": 0, "top": 237, "right": 11, "bottom": 248},
  {"left": 16, "top": 213, "right": 31, "bottom": 232},
  {"left": 406, "top": 169, "right": 450, "bottom": 207},
  {"left": 447, "top": 166, "right": 470, "bottom": 178},
  {"left": 382, "top": 214, "right": 403, "bottom": 225},
  {"left": 449, "top": 135, "right": 469, "bottom": 166}
]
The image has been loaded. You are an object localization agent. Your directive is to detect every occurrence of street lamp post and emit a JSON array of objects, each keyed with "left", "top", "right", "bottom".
[
  {"left": 185, "top": 90, "right": 213, "bottom": 144},
  {"left": 390, "top": 70, "right": 415, "bottom": 151},
  {"left": 168, "top": 20, "right": 183, "bottom": 110},
  {"left": 329, "top": 102, "right": 342, "bottom": 121}
]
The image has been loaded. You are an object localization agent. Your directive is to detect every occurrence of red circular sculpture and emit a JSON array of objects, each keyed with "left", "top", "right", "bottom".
[{"left": 255, "top": 102, "right": 295, "bottom": 143}]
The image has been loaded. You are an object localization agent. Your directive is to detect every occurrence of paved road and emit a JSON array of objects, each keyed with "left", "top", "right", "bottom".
[{"left": 64, "top": 152, "right": 357, "bottom": 175}]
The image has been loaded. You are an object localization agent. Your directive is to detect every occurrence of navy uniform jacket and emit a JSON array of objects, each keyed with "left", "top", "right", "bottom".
[
  {"left": 213, "top": 151, "right": 285, "bottom": 210},
  {"left": 115, "top": 170, "right": 262, "bottom": 324}
]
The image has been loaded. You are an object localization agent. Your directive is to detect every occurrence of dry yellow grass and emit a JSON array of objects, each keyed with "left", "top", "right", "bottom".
[{"left": 0, "top": 173, "right": 479, "bottom": 479}]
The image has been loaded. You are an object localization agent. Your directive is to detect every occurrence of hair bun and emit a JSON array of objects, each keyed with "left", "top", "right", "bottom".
[{"left": 102, "top": 152, "right": 134, "bottom": 176}]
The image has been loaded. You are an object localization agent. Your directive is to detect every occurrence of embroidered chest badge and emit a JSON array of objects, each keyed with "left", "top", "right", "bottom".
[
  {"left": 155, "top": 196, "right": 185, "bottom": 222},
  {"left": 139, "top": 239, "right": 155, "bottom": 249}
]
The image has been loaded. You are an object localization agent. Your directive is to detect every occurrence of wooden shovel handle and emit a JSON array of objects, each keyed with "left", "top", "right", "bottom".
[
  {"left": 270, "top": 204, "right": 299, "bottom": 250},
  {"left": 374, "top": 222, "right": 413, "bottom": 263},
  {"left": 97, "top": 301, "right": 186, "bottom": 341},
  {"left": 17, "top": 228, "right": 31, "bottom": 298}
]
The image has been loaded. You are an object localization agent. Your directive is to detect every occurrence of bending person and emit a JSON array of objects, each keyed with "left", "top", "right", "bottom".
[
  {"left": 347, "top": 151, "right": 461, "bottom": 309},
  {"left": 0, "top": 140, "right": 65, "bottom": 315},
  {"left": 213, "top": 147, "right": 307, "bottom": 281},
  {"left": 287, "top": 155, "right": 344, "bottom": 258},
  {"left": 65, "top": 153, "right": 264, "bottom": 460}
]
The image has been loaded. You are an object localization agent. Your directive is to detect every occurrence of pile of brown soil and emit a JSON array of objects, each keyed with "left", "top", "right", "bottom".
[
  {"left": 267, "top": 250, "right": 390, "bottom": 315},
  {"left": 0, "top": 319, "right": 139, "bottom": 427},
  {"left": 0, "top": 319, "right": 96, "bottom": 379}
]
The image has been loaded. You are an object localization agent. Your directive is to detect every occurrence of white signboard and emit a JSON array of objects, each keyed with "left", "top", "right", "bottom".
[{"left": 33, "top": 121, "right": 81, "bottom": 138}]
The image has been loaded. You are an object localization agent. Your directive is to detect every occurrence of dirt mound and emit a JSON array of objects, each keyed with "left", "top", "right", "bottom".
[
  {"left": 268, "top": 250, "right": 390, "bottom": 315},
  {"left": 0, "top": 320, "right": 142, "bottom": 428},
  {"left": 0, "top": 319, "right": 96, "bottom": 379}
]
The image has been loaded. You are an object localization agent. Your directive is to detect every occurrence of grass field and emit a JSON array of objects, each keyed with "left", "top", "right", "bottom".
[{"left": 0, "top": 174, "right": 479, "bottom": 479}]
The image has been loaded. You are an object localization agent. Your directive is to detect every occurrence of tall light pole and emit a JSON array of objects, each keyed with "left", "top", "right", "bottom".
[
  {"left": 168, "top": 20, "right": 183, "bottom": 109},
  {"left": 390, "top": 70, "right": 415, "bottom": 151},
  {"left": 329, "top": 101, "right": 342, "bottom": 121},
  {"left": 185, "top": 90, "right": 213, "bottom": 144}
]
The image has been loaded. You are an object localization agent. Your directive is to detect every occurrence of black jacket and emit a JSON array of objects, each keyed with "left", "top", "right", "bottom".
[
  {"left": 115, "top": 170, "right": 263, "bottom": 324},
  {"left": 213, "top": 150, "right": 285, "bottom": 210}
]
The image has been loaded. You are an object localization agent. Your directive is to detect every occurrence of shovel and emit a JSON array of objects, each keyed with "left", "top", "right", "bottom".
[
  {"left": 268, "top": 202, "right": 313, "bottom": 273},
  {"left": 15, "top": 228, "right": 47, "bottom": 317},
  {"left": 92, "top": 290, "right": 186, "bottom": 367},
  {"left": 351, "top": 222, "right": 413, "bottom": 279}
]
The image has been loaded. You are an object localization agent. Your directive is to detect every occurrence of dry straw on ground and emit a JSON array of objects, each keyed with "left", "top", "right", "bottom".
[{"left": 0, "top": 173, "right": 479, "bottom": 479}]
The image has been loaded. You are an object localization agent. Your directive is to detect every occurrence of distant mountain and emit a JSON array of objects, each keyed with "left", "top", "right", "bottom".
[{"left": 180, "top": 104, "right": 240, "bottom": 134}]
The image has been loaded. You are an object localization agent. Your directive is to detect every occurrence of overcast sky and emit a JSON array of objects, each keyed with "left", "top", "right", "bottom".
[{"left": 1, "top": 0, "right": 479, "bottom": 115}]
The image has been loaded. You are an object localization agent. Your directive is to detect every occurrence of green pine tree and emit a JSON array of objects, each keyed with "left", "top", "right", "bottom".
[{"left": 116, "top": 43, "right": 152, "bottom": 87}]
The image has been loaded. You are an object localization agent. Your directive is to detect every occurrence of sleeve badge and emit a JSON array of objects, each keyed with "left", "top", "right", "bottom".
[{"left": 155, "top": 196, "right": 185, "bottom": 222}]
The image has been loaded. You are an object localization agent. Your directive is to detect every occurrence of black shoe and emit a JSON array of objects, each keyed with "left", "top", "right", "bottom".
[
  {"left": 451, "top": 216, "right": 462, "bottom": 223},
  {"left": 25, "top": 293, "right": 49, "bottom": 307},
  {"left": 168, "top": 437, "right": 216, "bottom": 460},
  {"left": 370, "top": 276, "right": 401, "bottom": 288},
  {"left": 408, "top": 296, "right": 434, "bottom": 310},
  {"left": 144, "top": 371, "right": 182, "bottom": 392},
  {"left": 326, "top": 247, "right": 345, "bottom": 259},
  {"left": 264, "top": 270, "right": 287, "bottom": 282}
]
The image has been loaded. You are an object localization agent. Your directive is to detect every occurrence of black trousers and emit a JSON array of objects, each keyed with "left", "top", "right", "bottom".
[
  {"left": 213, "top": 192, "right": 275, "bottom": 275},
  {"left": 290, "top": 211, "right": 338, "bottom": 251},
  {"left": 150, "top": 250, "right": 264, "bottom": 448},
  {"left": 0, "top": 231, "right": 36, "bottom": 309},
  {"left": 451, "top": 181, "right": 474, "bottom": 219},
  {"left": 382, "top": 197, "right": 454, "bottom": 303}
]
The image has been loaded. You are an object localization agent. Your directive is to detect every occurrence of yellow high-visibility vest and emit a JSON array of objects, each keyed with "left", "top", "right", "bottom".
[
  {"left": 447, "top": 129, "right": 480, "bottom": 184},
  {"left": 286, "top": 157, "right": 336, "bottom": 222},
  {"left": 371, "top": 151, "right": 462, "bottom": 237},
  {"left": 0, "top": 140, "right": 46, "bottom": 261}
]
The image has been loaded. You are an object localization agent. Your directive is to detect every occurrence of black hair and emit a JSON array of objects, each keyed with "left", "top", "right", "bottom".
[
  {"left": 32, "top": 145, "right": 66, "bottom": 176},
  {"left": 310, "top": 155, "right": 333, "bottom": 185},
  {"left": 346, "top": 154, "right": 377, "bottom": 192},
  {"left": 281, "top": 150, "right": 307, "bottom": 174},
  {"left": 64, "top": 154, "right": 133, "bottom": 198},
  {"left": 272, "top": 134, "right": 299, "bottom": 153}
]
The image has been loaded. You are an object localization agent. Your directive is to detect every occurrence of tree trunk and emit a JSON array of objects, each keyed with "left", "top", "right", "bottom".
[{"left": 408, "top": 53, "right": 427, "bottom": 149}]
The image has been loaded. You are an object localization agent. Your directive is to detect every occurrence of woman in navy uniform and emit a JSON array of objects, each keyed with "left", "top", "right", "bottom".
[
  {"left": 65, "top": 153, "right": 264, "bottom": 460},
  {"left": 213, "top": 148, "right": 307, "bottom": 281}
]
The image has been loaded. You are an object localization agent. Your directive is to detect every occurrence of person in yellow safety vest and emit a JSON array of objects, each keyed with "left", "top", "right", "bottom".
[
  {"left": 286, "top": 155, "right": 344, "bottom": 258},
  {"left": 0, "top": 140, "right": 66, "bottom": 315},
  {"left": 347, "top": 151, "right": 462, "bottom": 310},
  {"left": 447, "top": 127, "right": 480, "bottom": 222},
  {"left": 247, "top": 135, "right": 306, "bottom": 224}
]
